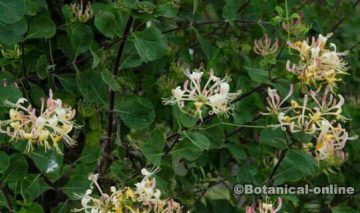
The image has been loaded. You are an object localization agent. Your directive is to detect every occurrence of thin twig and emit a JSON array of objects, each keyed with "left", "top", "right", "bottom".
[
  {"left": 98, "top": 16, "right": 134, "bottom": 174},
  {"left": 268, "top": 132, "right": 295, "bottom": 186}
]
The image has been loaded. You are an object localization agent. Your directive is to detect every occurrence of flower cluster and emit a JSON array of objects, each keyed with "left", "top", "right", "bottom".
[
  {"left": 262, "top": 33, "right": 357, "bottom": 163},
  {"left": 263, "top": 84, "right": 357, "bottom": 161},
  {"left": 246, "top": 197, "right": 282, "bottom": 213},
  {"left": 286, "top": 33, "right": 349, "bottom": 91},
  {"left": 162, "top": 68, "right": 242, "bottom": 120},
  {"left": 71, "top": 0, "right": 94, "bottom": 23},
  {"left": 253, "top": 34, "right": 279, "bottom": 57},
  {"left": 74, "top": 168, "right": 182, "bottom": 213},
  {"left": 0, "top": 90, "right": 78, "bottom": 154}
]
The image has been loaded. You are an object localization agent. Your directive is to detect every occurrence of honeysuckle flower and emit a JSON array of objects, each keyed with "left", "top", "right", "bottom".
[
  {"left": 261, "top": 84, "right": 294, "bottom": 115},
  {"left": 74, "top": 169, "right": 182, "bottom": 213},
  {"left": 253, "top": 34, "right": 279, "bottom": 57},
  {"left": 246, "top": 204, "right": 256, "bottom": 213},
  {"left": 287, "top": 33, "right": 349, "bottom": 90},
  {"left": 246, "top": 197, "right": 282, "bottom": 213},
  {"left": 262, "top": 85, "right": 357, "bottom": 162},
  {"left": 162, "top": 68, "right": 242, "bottom": 120},
  {"left": 263, "top": 85, "right": 348, "bottom": 134},
  {"left": 0, "top": 90, "right": 78, "bottom": 154},
  {"left": 315, "top": 120, "right": 358, "bottom": 161},
  {"left": 259, "top": 197, "right": 282, "bottom": 213},
  {"left": 71, "top": 0, "right": 93, "bottom": 23}
]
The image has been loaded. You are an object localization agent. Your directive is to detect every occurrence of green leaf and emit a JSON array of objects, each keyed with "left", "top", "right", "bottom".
[
  {"left": 273, "top": 150, "right": 319, "bottom": 185},
  {"left": 36, "top": 55, "right": 48, "bottom": 80},
  {"left": 193, "top": 27, "right": 218, "bottom": 60},
  {"left": 246, "top": 67, "right": 269, "bottom": 83},
  {"left": 0, "top": 151, "right": 9, "bottom": 173},
  {"left": 259, "top": 128, "right": 288, "bottom": 150},
  {"left": 157, "top": 3, "right": 178, "bottom": 18},
  {"left": 0, "top": 86, "right": 22, "bottom": 104},
  {"left": 19, "top": 202, "right": 45, "bottom": 213},
  {"left": 101, "top": 69, "right": 121, "bottom": 91},
  {"left": 170, "top": 140, "right": 201, "bottom": 162},
  {"left": 29, "top": 149, "right": 63, "bottom": 181},
  {"left": 0, "top": 18, "right": 27, "bottom": 45},
  {"left": 90, "top": 42, "right": 100, "bottom": 69},
  {"left": 132, "top": 26, "right": 167, "bottom": 63},
  {"left": 2, "top": 154, "right": 28, "bottom": 184},
  {"left": 172, "top": 106, "right": 197, "bottom": 128},
  {"left": 61, "top": 163, "right": 94, "bottom": 200},
  {"left": 25, "top": 0, "right": 46, "bottom": 16},
  {"left": 77, "top": 70, "right": 107, "bottom": 106},
  {"left": 222, "top": 0, "right": 242, "bottom": 20},
  {"left": 204, "top": 126, "right": 225, "bottom": 148},
  {"left": 77, "top": 129, "right": 102, "bottom": 164},
  {"left": 119, "top": 42, "right": 143, "bottom": 69},
  {"left": 20, "top": 174, "right": 50, "bottom": 202},
  {"left": 95, "top": 11, "right": 125, "bottom": 38},
  {"left": 183, "top": 131, "right": 210, "bottom": 151},
  {"left": 227, "top": 144, "right": 247, "bottom": 162},
  {"left": 0, "top": 0, "right": 25, "bottom": 24},
  {"left": 275, "top": 6, "right": 284, "bottom": 16},
  {"left": 71, "top": 24, "right": 94, "bottom": 56},
  {"left": 55, "top": 74, "right": 79, "bottom": 95},
  {"left": 51, "top": 202, "right": 71, "bottom": 213},
  {"left": 116, "top": 96, "right": 155, "bottom": 129},
  {"left": 140, "top": 130, "right": 165, "bottom": 166},
  {"left": 26, "top": 15, "right": 56, "bottom": 39}
]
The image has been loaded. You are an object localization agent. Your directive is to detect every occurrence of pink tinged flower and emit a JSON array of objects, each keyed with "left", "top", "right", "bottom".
[
  {"left": 219, "top": 82, "right": 230, "bottom": 94},
  {"left": 264, "top": 84, "right": 294, "bottom": 114},
  {"left": 259, "top": 197, "right": 283, "bottom": 213},
  {"left": 0, "top": 89, "right": 79, "bottom": 154},
  {"left": 163, "top": 68, "right": 241, "bottom": 119},
  {"left": 246, "top": 205, "right": 256, "bottom": 213},
  {"left": 253, "top": 34, "right": 279, "bottom": 57}
]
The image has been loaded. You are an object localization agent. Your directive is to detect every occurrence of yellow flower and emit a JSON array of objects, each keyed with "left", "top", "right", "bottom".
[
  {"left": 0, "top": 90, "right": 79, "bottom": 154},
  {"left": 287, "top": 33, "right": 348, "bottom": 90}
]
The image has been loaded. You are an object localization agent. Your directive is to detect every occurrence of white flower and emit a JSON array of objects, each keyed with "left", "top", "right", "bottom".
[
  {"left": 186, "top": 70, "right": 203, "bottom": 81},
  {"left": 208, "top": 94, "right": 228, "bottom": 115},
  {"left": 311, "top": 46, "right": 320, "bottom": 57},
  {"left": 0, "top": 89, "right": 79, "bottom": 154},
  {"left": 163, "top": 68, "right": 241, "bottom": 119},
  {"left": 219, "top": 82, "right": 230, "bottom": 94},
  {"left": 287, "top": 33, "right": 348, "bottom": 90}
]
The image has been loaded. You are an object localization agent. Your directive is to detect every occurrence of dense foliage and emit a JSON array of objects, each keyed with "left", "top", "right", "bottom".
[{"left": 0, "top": 0, "right": 360, "bottom": 212}]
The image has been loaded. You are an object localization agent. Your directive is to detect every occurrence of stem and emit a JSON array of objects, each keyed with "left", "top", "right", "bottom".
[
  {"left": 285, "top": 0, "right": 290, "bottom": 41},
  {"left": 268, "top": 132, "right": 295, "bottom": 186},
  {"left": 267, "top": 150, "right": 287, "bottom": 186},
  {"left": 99, "top": 16, "right": 134, "bottom": 174}
]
